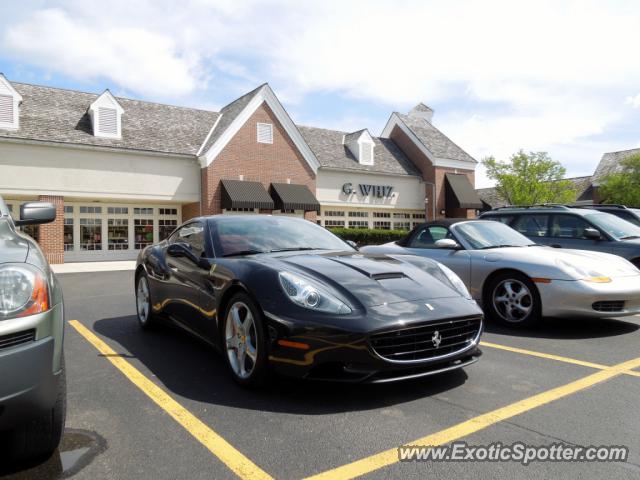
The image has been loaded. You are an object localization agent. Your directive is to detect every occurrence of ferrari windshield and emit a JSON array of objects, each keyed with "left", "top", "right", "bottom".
[
  {"left": 211, "top": 216, "right": 354, "bottom": 257},
  {"left": 585, "top": 213, "right": 640, "bottom": 240},
  {"left": 454, "top": 221, "right": 536, "bottom": 250}
]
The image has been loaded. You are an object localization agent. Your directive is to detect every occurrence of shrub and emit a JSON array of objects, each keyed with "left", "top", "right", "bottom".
[{"left": 328, "top": 227, "right": 408, "bottom": 246}]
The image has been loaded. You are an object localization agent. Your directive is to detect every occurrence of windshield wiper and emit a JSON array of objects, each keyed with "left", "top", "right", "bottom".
[
  {"left": 268, "top": 247, "right": 327, "bottom": 253},
  {"left": 477, "top": 244, "right": 522, "bottom": 250},
  {"left": 620, "top": 236, "right": 640, "bottom": 240},
  {"left": 222, "top": 249, "right": 265, "bottom": 257}
]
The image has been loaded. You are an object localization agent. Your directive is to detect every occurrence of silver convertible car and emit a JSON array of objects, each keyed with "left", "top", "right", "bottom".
[{"left": 361, "top": 219, "right": 640, "bottom": 327}]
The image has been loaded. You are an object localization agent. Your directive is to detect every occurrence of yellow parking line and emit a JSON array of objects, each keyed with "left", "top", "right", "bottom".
[
  {"left": 304, "top": 355, "right": 640, "bottom": 480},
  {"left": 480, "top": 341, "right": 640, "bottom": 378},
  {"left": 68, "top": 320, "right": 273, "bottom": 480}
]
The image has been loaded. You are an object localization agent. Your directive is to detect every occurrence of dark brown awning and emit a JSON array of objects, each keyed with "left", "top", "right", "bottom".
[
  {"left": 445, "top": 173, "right": 483, "bottom": 209},
  {"left": 270, "top": 183, "right": 321, "bottom": 212},
  {"left": 220, "top": 179, "right": 274, "bottom": 210}
]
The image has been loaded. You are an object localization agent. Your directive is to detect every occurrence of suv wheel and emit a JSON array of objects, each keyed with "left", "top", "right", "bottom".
[
  {"left": 485, "top": 272, "right": 541, "bottom": 327},
  {"left": 0, "top": 356, "right": 66, "bottom": 463}
]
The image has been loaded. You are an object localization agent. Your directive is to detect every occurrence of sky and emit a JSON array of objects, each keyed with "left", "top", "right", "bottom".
[{"left": 1, "top": 0, "right": 639, "bottom": 188}]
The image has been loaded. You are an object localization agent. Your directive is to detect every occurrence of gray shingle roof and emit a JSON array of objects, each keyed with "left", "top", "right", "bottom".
[
  {"left": 592, "top": 148, "right": 640, "bottom": 185},
  {"left": 0, "top": 82, "right": 219, "bottom": 156},
  {"left": 343, "top": 129, "right": 367, "bottom": 144},
  {"left": 198, "top": 83, "right": 266, "bottom": 155},
  {"left": 476, "top": 176, "right": 594, "bottom": 208},
  {"left": 297, "top": 125, "right": 421, "bottom": 177},
  {"left": 397, "top": 113, "right": 476, "bottom": 164}
]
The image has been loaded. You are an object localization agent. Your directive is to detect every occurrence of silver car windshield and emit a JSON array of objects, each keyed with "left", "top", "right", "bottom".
[
  {"left": 585, "top": 213, "right": 640, "bottom": 240},
  {"left": 455, "top": 222, "right": 536, "bottom": 250}
]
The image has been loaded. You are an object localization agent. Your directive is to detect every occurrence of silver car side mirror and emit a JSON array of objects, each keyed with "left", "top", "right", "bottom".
[{"left": 435, "top": 238, "right": 460, "bottom": 249}]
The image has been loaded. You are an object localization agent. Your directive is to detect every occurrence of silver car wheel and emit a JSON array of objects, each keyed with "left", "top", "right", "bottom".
[
  {"left": 225, "top": 301, "right": 258, "bottom": 380},
  {"left": 136, "top": 276, "right": 150, "bottom": 324},
  {"left": 492, "top": 279, "right": 533, "bottom": 323}
]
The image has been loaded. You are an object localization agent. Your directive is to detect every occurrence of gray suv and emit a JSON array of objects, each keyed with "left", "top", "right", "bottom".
[
  {"left": 0, "top": 196, "right": 66, "bottom": 463},
  {"left": 573, "top": 204, "right": 640, "bottom": 227},
  {"left": 480, "top": 205, "right": 640, "bottom": 268}
]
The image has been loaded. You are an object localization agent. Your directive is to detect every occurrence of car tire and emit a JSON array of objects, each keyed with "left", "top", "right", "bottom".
[
  {"left": 221, "top": 293, "right": 270, "bottom": 388},
  {"left": 1, "top": 356, "right": 66, "bottom": 464},
  {"left": 484, "top": 272, "right": 541, "bottom": 327},
  {"left": 136, "top": 272, "right": 157, "bottom": 330}
]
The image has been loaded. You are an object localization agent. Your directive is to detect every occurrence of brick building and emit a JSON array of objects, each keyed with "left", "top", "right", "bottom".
[{"left": 0, "top": 74, "right": 481, "bottom": 264}]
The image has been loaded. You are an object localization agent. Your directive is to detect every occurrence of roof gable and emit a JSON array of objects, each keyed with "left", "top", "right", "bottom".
[
  {"left": 198, "top": 84, "right": 320, "bottom": 173},
  {"left": 592, "top": 148, "right": 640, "bottom": 186}
]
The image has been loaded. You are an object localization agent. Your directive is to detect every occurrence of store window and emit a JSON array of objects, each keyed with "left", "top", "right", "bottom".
[
  {"left": 373, "top": 212, "right": 391, "bottom": 218},
  {"left": 159, "top": 208, "right": 178, "bottom": 215},
  {"left": 413, "top": 213, "right": 425, "bottom": 220},
  {"left": 134, "top": 207, "right": 154, "bottom": 215},
  {"left": 373, "top": 221, "right": 391, "bottom": 230},
  {"left": 80, "top": 206, "right": 102, "bottom": 214},
  {"left": 348, "top": 211, "right": 368, "bottom": 218},
  {"left": 348, "top": 220, "right": 368, "bottom": 229},
  {"left": 134, "top": 219, "right": 154, "bottom": 249},
  {"left": 324, "top": 211, "right": 345, "bottom": 217},
  {"left": 159, "top": 219, "right": 178, "bottom": 241},
  {"left": 107, "top": 206, "right": 129, "bottom": 215},
  {"left": 80, "top": 218, "right": 102, "bottom": 250},
  {"left": 108, "top": 219, "right": 129, "bottom": 250},
  {"left": 325, "top": 220, "right": 345, "bottom": 228},
  {"left": 64, "top": 206, "right": 73, "bottom": 214},
  {"left": 393, "top": 222, "right": 411, "bottom": 230},
  {"left": 393, "top": 213, "right": 411, "bottom": 219},
  {"left": 64, "top": 218, "right": 74, "bottom": 251}
]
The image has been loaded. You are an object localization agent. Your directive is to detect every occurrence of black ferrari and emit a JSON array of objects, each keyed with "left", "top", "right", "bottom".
[{"left": 135, "top": 215, "right": 483, "bottom": 386}]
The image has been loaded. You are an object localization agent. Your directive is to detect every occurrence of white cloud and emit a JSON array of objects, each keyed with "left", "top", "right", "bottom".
[{"left": 626, "top": 94, "right": 640, "bottom": 108}]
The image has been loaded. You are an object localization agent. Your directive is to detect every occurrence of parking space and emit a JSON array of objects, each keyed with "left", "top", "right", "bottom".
[{"left": 4, "top": 270, "right": 639, "bottom": 479}]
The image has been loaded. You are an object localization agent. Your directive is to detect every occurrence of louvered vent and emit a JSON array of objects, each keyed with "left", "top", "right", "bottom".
[
  {"left": 257, "top": 123, "right": 273, "bottom": 144},
  {"left": 98, "top": 107, "right": 118, "bottom": 135},
  {"left": 0, "top": 94, "right": 14, "bottom": 124},
  {"left": 360, "top": 143, "right": 374, "bottom": 165}
]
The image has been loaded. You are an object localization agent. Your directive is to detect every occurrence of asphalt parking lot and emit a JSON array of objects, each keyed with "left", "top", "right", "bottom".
[{"left": 3, "top": 270, "right": 640, "bottom": 479}]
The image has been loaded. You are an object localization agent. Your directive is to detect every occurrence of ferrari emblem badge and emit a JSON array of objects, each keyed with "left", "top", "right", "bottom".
[{"left": 431, "top": 330, "right": 442, "bottom": 348}]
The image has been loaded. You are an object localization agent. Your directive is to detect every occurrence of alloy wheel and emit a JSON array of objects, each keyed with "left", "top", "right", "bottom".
[
  {"left": 225, "top": 301, "right": 258, "bottom": 379},
  {"left": 492, "top": 278, "right": 533, "bottom": 323},
  {"left": 136, "top": 276, "right": 150, "bottom": 324}
]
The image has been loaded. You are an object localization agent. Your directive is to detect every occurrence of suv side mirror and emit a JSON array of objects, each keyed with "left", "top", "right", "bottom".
[
  {"left": 584, "top": 227, "right": 601, "bottom": 240},
  {"left": 435, "top": 238, "right": 461, "bottom": 249},
  {"left": 14, "top": 202, "right": 56, "bottom": 226}
]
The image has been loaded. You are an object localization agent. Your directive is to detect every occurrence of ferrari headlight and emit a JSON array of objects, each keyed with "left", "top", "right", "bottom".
[
  {"left": 278, "top": 271, "right": 351, "bottom": 315},
  {"left": 437, "top": 264, "right": 472, "bottom": 300},
  {"left": 0, "top": 264, "right": 50, "bottom": 319},
  {"left": 556, "top": 259, "right": 611, "bottom": 283}
]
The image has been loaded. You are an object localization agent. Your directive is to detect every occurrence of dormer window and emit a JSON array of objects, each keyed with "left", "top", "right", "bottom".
[
  {"left": 0, "top": 74, "right": 22, "bottom": 130},
  {"left": 88, "top": 90, "right": 124, "bottom": 139},
  {"left": 344, "top": 129, "right": 375, "bottom": 166}
]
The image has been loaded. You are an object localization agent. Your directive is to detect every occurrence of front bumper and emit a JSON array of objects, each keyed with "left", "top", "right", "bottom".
[
  {"left": 0, "top": 303, "right": 64, "bottom": 430},
  {"left": 264, "top": 297, "right": 484, "bottom": 383},
  {"left": 538, "top": 277, "right": 640, "bottom": 318}
]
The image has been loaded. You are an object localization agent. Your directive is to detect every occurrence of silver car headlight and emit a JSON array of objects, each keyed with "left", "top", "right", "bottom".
[
  {"left": 556, "top": 259, "right": 611, "bottom": 283},
  {"left": 437, "top": 264, "right": 472, "bottom": 300},
  {"left": 279, "top": 271, "right": 351, "bottom": 315},
  {"left": 0, "top": 264, "right": 50, "bottom": 319}
]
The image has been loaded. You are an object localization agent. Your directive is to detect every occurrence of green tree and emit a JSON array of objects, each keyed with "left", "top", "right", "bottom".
[
  {"left": 598, "top": 153, "right": 640, "bottom": 207},
  {"left": 483, "top": 150, "right": 576, "bottom": 205}
]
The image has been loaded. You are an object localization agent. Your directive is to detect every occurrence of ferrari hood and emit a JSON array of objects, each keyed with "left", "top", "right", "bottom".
[{"left": 273, "top": 251, "right": 463, "bottom": 307}]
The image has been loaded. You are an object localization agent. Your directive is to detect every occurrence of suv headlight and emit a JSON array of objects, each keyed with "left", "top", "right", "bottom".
[
  {"left": 437, "top": 264, "right": 472, "bottom": 299},
  {"left": 279, "top": 271, "right": 351, "bottom": 315},
  {"left": 0, "top": 264, "right": 50, "bottom": 319}
]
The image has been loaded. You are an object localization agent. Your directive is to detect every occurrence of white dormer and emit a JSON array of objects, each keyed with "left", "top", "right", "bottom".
[
  {"left": 0, "top": 74, "right": 22, "bottom": 130},
  {"left": 343, "top": 129, "right": 375, "bottom": 166},
  {"left": 88, "top": 90, "right": 124, "bottom": 138}
]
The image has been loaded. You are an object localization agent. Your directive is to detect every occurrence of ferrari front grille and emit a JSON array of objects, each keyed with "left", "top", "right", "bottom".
[
  {"left": 0, "top": 329, "right": 36, "bottom": 351},
  {"left": 592, "top": 301, "right": 625, "bottom": 312},
  {"left": 369, "top": 317, "right": 481, "bottom": 362}
]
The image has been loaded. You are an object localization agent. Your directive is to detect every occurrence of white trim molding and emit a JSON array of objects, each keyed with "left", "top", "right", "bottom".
[
  {"left": 198, "top": 84, "right": 320, "bottom": 173},
  {"left": 0, "top": 74, "right": 23, "bottom": 131}
]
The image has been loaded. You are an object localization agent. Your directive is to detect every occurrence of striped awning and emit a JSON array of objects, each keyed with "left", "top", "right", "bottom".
[
  {"left": 220, "top": 179, "right": 274, "bottom": 210},
  {"left": 270, "top": 183, "right": 321, "bottom": 212}
]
